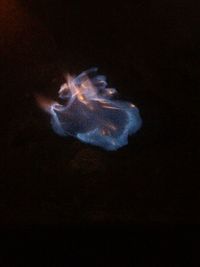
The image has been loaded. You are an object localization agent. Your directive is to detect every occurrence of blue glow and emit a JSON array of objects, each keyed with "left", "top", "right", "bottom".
[{"left": 39, "top": 68, "right": 142, "bottom": 150}]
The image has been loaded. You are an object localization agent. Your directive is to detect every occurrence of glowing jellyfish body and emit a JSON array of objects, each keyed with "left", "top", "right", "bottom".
[{"left": 41, "top": 68, "right": 142, "bottom": 150}]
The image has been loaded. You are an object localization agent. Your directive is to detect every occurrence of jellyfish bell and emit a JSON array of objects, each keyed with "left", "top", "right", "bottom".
[{"left": 38, "top": 68, "right": 142, "bottom": 150}]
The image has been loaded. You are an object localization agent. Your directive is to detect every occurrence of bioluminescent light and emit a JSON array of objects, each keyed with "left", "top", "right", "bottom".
[{"left": 38, "top": 68, "right": 142, "bottom": 150}]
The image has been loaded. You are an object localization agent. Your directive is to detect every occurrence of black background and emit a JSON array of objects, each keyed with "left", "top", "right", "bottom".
[{"left": 0, "top": 0, "right": 199, "bottom": 265}]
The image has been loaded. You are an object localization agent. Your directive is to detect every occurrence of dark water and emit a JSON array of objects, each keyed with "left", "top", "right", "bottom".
[
  {"left": 0, "top": 0, "right": 199, "bottom": 264},
  {"left": 1, "top": 0, "right": 198, "bottom": 224}
]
